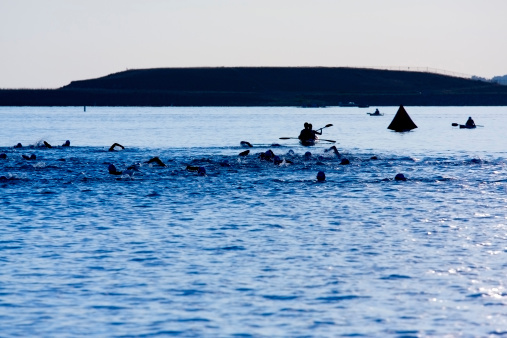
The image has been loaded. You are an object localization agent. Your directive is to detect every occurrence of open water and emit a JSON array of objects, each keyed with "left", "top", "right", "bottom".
[{"left": 0, "top": 106, "right": 506, "bottom": 337}]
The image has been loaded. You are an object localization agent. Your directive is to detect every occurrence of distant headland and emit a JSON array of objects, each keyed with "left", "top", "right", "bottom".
[{"left": 1, "top": 67, "right": 507, "bottom": 106}]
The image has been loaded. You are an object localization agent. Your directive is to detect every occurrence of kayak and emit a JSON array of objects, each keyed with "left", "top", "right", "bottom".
[
  {"left": 299, "top": 138, "right": 318, "bottom": 146},
  {"left": 459, "top": 124, "right": 476, "bottom": 129},
  {"left": 367, "top": 112, "right": 384, "bottom": 116}
]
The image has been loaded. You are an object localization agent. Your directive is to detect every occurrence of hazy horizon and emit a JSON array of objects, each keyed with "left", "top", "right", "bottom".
[{"left": 1, "top": 0, "right": 506, "bottom": 89}]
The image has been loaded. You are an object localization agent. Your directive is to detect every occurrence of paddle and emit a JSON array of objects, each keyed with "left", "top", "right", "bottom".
[
  {"left": 279, "top": 137, "right": 336, "bottom": 143},
  {"left": 452, "top": 123, "right": 483, "bottom": 127},
  {"left": 315, "top": 123, "right": 333, "bottom": 131}
]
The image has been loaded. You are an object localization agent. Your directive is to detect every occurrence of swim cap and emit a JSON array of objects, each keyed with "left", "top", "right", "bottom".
[
  {"left": 317, "top": 171, "right": 326, "bottom": 181},
  {"left": 395, "top": 173, "right": 407, "bottom": 181}
]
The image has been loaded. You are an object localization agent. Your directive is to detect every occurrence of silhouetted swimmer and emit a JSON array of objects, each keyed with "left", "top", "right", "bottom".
[
  {"left": 186, "top": 165, "right": 199, "bottom": 171},
  {"left": 325, "top": 145, "right": 340, "bottom": 157},
  {"left": 0, "top": 153, "right": 6, "bottom": 159},
  {"left": 22, "top": 154, "right": 36, "bottom": 160},
  {"left": 394, "top": 173, "right": 407, "bottom": 181},
  {"left": 62, "top": 140, "right": 70, "bottom": 147},
  {"left": 43, "top": 141, "right": 52, "bottom": 148},
  {"left": 273, "top": 155, "right": 283, "bottom": 165},
  {"left": 240, "top": 141, "right": 253, "bottom": 148},
  {"left": 239, "top": 150, "right": 250, "bottom": 156},
  {"left": 260, "top": 149, "right": 275, "bottom": 161},
  {"left": 145, "top": 156, "right": 166, "bottom": 166},
  {"left": 316, "top": 171, "right": 326, "bottom": 182},
  {"left": 340, "top": 158, "right": 350, "bottom": 165},
  {"left": 197, "top": 167, "right": 206, "bottom": 176},
  {"left": 109, "top": 143, "right": 125, "bottom": 151},
  {"left": 108, "top": 164, "right": 122, "bottom": 175},
  {"left": 0, "top": 175, "right": 8, "bottom": 181},
  {"left": 304, "top": 151, "right": 312, "bottom": 160},
  {"left": 271, "top": 143, "right": 281, "bottom": 147},
  {"left": 14, "top": 143, "right": 22, "bottom": 148},
  {"left": 370, "top": 156, "right": 378, "bottom": 160}
]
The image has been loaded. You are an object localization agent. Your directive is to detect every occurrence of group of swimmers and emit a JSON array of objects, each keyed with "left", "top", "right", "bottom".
[{"left": 1, "top": 139, "right": 409, "bottom": 183}]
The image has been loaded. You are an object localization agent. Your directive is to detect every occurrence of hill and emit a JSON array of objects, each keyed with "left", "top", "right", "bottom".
[{"left": 1, "top": 67, "right": 507, "bottom": 106}]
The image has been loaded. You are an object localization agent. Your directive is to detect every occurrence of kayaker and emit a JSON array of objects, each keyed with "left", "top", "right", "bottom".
[
  {"left": 308, "top": 124, "right": 322, "bottom": 139},
  {"left": 298, "top": 123, "right": 312, "bottom": 141},
  {"left": 373, "top": 108, "right": 380, "bottom": 115},
  {"left": 465, "top": 116, "right": 475, "bottom": 128}
]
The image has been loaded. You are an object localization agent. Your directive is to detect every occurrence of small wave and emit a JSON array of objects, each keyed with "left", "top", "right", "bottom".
[
  {"left": 380, "top": 274, "right": 412, "bottom": 280},
  {"left": 262, "top": 295, "right": 299, "bottom": 301},
  {"left": 316, "top": 295, "right": 370, "bottom": 302}
]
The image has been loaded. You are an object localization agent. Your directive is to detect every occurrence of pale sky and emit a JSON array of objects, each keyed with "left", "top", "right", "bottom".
[{"left": 1, "top": 0, "right": 506, "bottom": 88}]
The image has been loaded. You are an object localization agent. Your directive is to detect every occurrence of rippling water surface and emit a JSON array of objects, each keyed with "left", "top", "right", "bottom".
[{"left": 1, "top": 106, "right": 506, "bottom": 337}]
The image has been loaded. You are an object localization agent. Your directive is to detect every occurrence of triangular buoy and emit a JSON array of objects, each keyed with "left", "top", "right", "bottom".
[{"left": 387, "top": 105, "right": 417, "bottom": 132}]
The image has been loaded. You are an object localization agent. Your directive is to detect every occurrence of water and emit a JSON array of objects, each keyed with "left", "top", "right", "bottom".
[{"left": 1, "top": 106, "right": 506, "bottom": 337}]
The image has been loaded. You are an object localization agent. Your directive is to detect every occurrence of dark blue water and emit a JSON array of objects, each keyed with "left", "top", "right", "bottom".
[{"left": 1, "top": 106, "right": 506, "bottom": 336}]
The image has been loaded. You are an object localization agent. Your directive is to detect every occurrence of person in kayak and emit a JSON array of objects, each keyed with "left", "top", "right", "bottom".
[
  {"left": 465, "top": 116, "right": 475, "bottom": 128},
  {"left": 308, "top": 124, "right": 322, "bottom": 139},
  {"left": 298, "top": 123, "right": 312, "bottom": 141}
]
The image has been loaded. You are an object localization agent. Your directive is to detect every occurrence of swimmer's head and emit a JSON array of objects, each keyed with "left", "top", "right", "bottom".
[
  {"left": 395, "top": 173, "right": 407, "bottom": 181},
  {"left": 317, "top": 171, "right": 326, "bottom": 182},
  {"left": 197, "top": 167, "right": 206, "bottom": 176}
]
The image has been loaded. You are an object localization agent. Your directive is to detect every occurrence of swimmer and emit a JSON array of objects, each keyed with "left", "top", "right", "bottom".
[
  {"left": 395, "top": 173, "right": 407, "bottom": 181},
  {"left": 109, "top": 143, "right": 125, "bottom": 151},
  {"left": 239, "top": 150, "right": 250, "bottom": 156},
  {"left": 14, "top": 143, "right": 22, "bottom": 148},
  {"left": 62, "top": 140, "right": 70, "bottom": 147},
  {"left": 325, "top": 145, "right": 341, "bottom": 157},
  {"left": 340, "top": 158, "right": 350, "bottom": 165},
  {"left": 260, "top": 149, "right": 275, "bottom": 161},
  {"left": 43, "top": 141, "right": 52, "bottom": 148},
  {"left": 197, "top": 167, "right": 206, "bottom": 176},
  {"left": 316, "top": 171, "right": 326, "bottom": 182},
  {"left": 240, "top": 141, "right": 253, "bottom": 148},
  {"left": 22, "top": 154, "right": 36, "bottom": 160},
  {"left": 108, "top": 164, "right": 122, "bottom": 175},
  {"left": 145, "top": 156, "right": 166, "bottom": 167},
  {"left": 0, "top": 153, "right": 6, "bottom": 159}
]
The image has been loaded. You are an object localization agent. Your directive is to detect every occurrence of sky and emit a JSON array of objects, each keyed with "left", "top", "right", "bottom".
[{"left": 1, "top": 0, "right": 506, "bottom": 88}]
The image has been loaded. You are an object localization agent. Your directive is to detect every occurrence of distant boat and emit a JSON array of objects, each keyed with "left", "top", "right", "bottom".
[
  {"left": 387, "top": 105, "right": 417, "bottom": 132},
  {"left": 367, "top": 112, "right": 384, "bottom": 116},
  {"left": 338, "top": 101, "right": 358, "bottom": 107}
]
